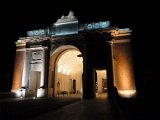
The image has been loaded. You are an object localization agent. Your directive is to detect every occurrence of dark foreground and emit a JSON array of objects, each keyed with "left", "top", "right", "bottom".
[{"left": 0, "top": 92, "right": 159, "bottom": 120}]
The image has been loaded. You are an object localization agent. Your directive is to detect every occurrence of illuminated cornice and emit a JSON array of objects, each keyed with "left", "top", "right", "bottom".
[
  {"left": 107, "top": 39, "right": 131, "bottom": 44},
  {"left": 111, "top": 28, "right": 131, "bottom": 37},
  {"left": 15, "top": 40, "right": 26, "bottom": 46}
]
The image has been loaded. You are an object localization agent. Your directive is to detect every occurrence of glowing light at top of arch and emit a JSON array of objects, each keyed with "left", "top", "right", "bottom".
[{"left": 57, "top": 50, "right": 83, "bottom": 75}]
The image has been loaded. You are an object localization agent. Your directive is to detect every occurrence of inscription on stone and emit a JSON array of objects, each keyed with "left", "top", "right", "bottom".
[{"left": 31, "top": 51, "right": 43, "bottom": 63}]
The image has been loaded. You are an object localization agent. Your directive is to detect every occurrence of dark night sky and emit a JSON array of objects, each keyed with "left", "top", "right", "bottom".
[{"left": 0, "top": 1, "right": 159, "bottom": 95}]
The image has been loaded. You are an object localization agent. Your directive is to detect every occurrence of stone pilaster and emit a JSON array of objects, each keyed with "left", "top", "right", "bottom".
[
  {"left": 106, "top": 39, "right": 114, "bottom": 99},
  {"left": 12, "top": 40, "right": 26, "bottom": 91},
  {"left": 111, "top": 28, "right": 136, "bottom": 97},
  {"left": 82, "top": 44, "right": 96, "bottom": 99}
]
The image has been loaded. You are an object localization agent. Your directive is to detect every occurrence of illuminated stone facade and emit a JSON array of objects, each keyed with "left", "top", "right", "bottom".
[{"left": 12, "top": 11, "right": 136, "bottom": 99}]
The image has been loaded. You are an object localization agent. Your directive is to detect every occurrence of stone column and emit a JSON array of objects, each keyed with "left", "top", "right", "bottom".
[
  {"left": 21, "top": 50, "right": 30, "bottom": 88},
  {"left": 82, "top": 44, "right": 95, "bottom": 99},
  {"left": 106, "top": 39, "right": 114, "bottom": 99},
  {"left": 111, "top": 28, "right": 136, "bottom": 97},
  {"left": 12, "top": 40, "right": 26, "bottom": 92},
  {"left": 43, "top": 47, "right": 49, "bottom": 89},
  {"left": 37, "top": 47, "right": 49, "bottom": 97}
]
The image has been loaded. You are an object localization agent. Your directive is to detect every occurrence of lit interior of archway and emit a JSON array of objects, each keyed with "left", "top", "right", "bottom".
[
  {"left": 55, "top": 49, "right": 83, "bottom": 96},
  {"left": 57, "top": 50, "right": 83, "bottom": 75}
]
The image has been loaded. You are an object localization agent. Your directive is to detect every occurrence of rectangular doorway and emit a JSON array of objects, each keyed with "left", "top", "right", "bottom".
[
  {"left": 96, "top": 70, "right": 107, "bottom": 99},
  {"left": 29, "top": 71, "right": 41, "bottom": 97}
]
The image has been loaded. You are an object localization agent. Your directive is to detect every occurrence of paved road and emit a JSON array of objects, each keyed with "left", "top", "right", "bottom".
[
  {"left": 0, "top": 93, "right": 127, "bottom": 120},
  {"left": 1, "top": 92, "right": 159, "bottom": 120},
  {"left": 0, "top": 97, "right": 81, "bottom": 120},
  {"left": 28, "top": 99, "right": 123, "bottom": 120}
]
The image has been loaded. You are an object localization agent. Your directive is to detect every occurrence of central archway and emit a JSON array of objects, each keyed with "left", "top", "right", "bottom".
[{"left": 48, "top": 45, "right": 83, "bottom": 98}]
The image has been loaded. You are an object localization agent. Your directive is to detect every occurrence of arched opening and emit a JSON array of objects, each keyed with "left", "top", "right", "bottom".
[{"left": 48, "top": 45, "right": 83, "bottom": 98}]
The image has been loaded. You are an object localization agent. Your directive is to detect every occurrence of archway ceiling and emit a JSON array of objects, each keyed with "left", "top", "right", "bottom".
[{"left": 57, "top": 50, "right": 83, "bottom": 75}]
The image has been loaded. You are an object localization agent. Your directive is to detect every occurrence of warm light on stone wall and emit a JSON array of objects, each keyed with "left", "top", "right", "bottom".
[
  {"left": 111, "top": 29, "right": 136, "bottom": 98},
  {"left": 114, "top": 43, "right": 135, "bottom": 90},
  {"left": 12, "top": 42, "right": 26, "bottom": 90}
]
